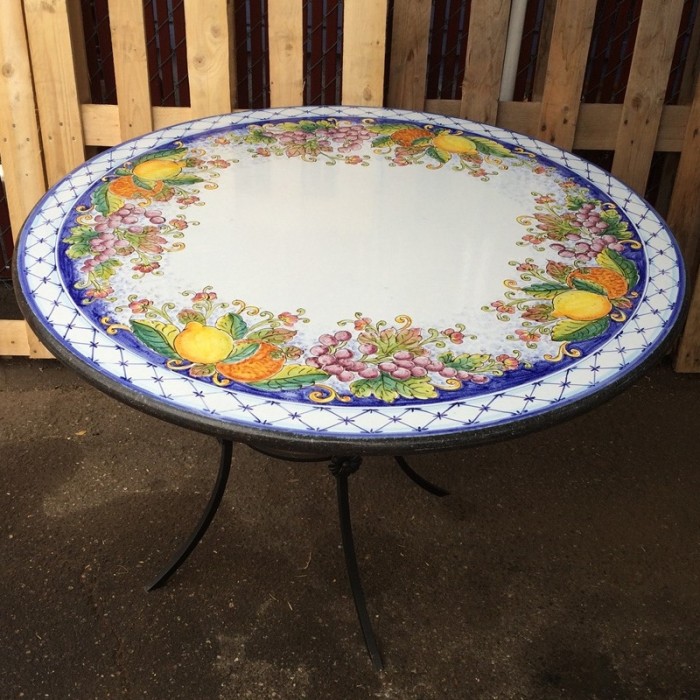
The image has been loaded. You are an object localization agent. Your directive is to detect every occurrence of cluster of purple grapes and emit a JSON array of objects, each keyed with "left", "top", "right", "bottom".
[
  {"left": 305, "top": 332, "right": 469, "bottom": 384},
  {"left": 550, "top": 204, "right": 625, "bottom": 261},
  {"left": 322, "top": 124, "right": 373, "bottom": 153},
  {"left": 550, "top": 233, "right": 624, "bottom": 262},
  {"left": 93, "top": 203, "right": 166, "bottom": 235},
  {"left": 85, "top": 231, "right": 127, "bottom": 267},
  {"left": 305, "top": 331, "right": 374, "bottom": 382},
  {"left": 275, "top": 131, "right": 331, "bottom": 150},
  {"left": 82, "top": 204, "right": 166, "bottom": 272},
  {"left": 571, "top": 203, "right": 609, "bottom": 233}
]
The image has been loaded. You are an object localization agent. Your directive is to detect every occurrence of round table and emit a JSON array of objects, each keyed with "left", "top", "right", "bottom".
[{"left": 14, "top": 106, "right": 687, "bottom": 669}]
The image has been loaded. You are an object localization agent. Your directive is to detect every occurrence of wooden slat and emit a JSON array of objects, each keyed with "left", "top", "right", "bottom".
[
  {"left": 0, "top": 0, "right": 47, "bottom": 235},
  {"left": 0, "top": 321, "right": 53, "bottom": 358},
  {"left": 460, "top": 0, "right": 511, "bottom": 123},
  {"left": 675, "top": 269, "right": 700, "bottom": 371},
  {"left": 108, "top": 0, "right": 153, "bottom": 139},
  {"left": 80, "top": 104, "right": 194, "bottom": 146},
  {"left": 267, "top": 0, "right": 304, "bottom": 107},
  {"left": 611, "top": 0, "right": 685, "bottom": 194},
  {"left": 66, "top": 0, "right": 92, "bottom": 104},
  {"left": 387, "top": 0, "right": 432, "bottom": 110},
  {"left": 425, "top": 100, "right": 690, "bottom": 151},
  {"left": 342, "top": 0, "right": 389, "bottom": 106},
  {"left": 184, "top": 0, "right": 234, "bottom": 117},
  {"left": 23, "top": 0, "right": 86, "bottom": 186},
  {"left": 669, "top": 71, "right": 700, "bottom": 371},
  {"left": 531, "top": 0, "right": 557, "bottom": 101},
  {"left": 537, "top": 0, "right": 596, "bottom": 149}
]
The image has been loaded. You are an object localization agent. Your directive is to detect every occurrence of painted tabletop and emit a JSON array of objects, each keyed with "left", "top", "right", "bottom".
[{"left": 15, "top": 107, "right": 686, "bottom": 453}]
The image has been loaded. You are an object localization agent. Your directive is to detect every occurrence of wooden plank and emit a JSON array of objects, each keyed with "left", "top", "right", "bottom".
[
  {"left": 675, "top": 268, "right": 700, "bottom": 371},
  {"left": 668, "top": 70, "right": 700, "bottom": 371},
  {"left": 267, "top": 0, "right": 304, "bottom": 107},
  {"left": 460, "top": 0, "right": 511, "bottom": 123},
  {"left": 611, "top": 0, "right": 685, "bottom": 194},
  {"left": 386, "top": 0, "right": 432, "bottom": 110},
  {"left": 425, "top": 99, "right": 689, "bottom": 152},
  {"left": 108, "top": 0, "right": 153, "bottom": 139},
  {"left": 184, "top": 0, "right": 234, "bottom": 117},
  {"left": 80, "top": 104, "right": 195, "bottom": 146},
  {"left": 531, "top": 0, "right": 557, "bottom": 101},
  {"left": 0, "top": 321, "right": 52, "bottom": 358},
  {"left": 537, "top": 0, "right": 596, "bottom": 149},
  {"left": 23, "top": 0, "right": 86, "bottom": 186},
  {"left": 66, "top": 0, "right": 91, "bottom": 104},
  {"left": 342, "top": 0, "right": 389, "bottom": 106},
  {"left": 0, "top": 0, "right": 47, "bottom": 236}
]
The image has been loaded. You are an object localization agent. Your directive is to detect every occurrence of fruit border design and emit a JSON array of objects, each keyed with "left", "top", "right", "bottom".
[
  {"left": 104, "top": 290, "right": 525, "bottom": 404},
  {"left": 240, "top": 118, "right": 520, "bottom": 177},
  {"left": 60, "top": 116, "right": 643, "bottom": 406},
  {"left": 63, "top": 144, "right": 233, "bottom": 301},
  {"left": 485, "top": 179, "right": 642, "bottom": 357}
]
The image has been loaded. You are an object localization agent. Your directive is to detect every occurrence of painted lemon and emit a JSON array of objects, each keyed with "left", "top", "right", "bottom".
[
  {"left": 567, "top": 267, "right": 628, "bottom": 299},
  {"left": 215, "top": 341, "right": 285, "bottom": 382},
  {"left": 552, "top": 290, "right": 613, "bottom": 321},
  {"left": 132, "top": 158, "right": 183, "bottom": 181},
  {"left": 173, "top": 322, "right": 235, "bottom": 364},
  {"left": 432, "top": 133, "right": 478, "bottom": 155}
]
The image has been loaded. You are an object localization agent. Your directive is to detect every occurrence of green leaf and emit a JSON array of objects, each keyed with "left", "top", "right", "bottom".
[
  {"left": 163, "top": 174, "right": 204, "bottom": 185},
  {"left": 570, "top": 277, "right": 607, "bottom": 295},
  {"left": 364, "top": 123, "right": 409, "bottom": 135},
  {"left": 221, "top": 341, "right": 260, "bottom": 363},
  {"left": 470, "top": 137, "right": 512, "bottom": 157},
  {"left": 351, "top": 374, "right": 438, "bottom": 402},
  {"left": 440, "top": 352, "right": 491, "bottom": 372},
  {"left": 425, "top": 146, "right": 451, "bottom": 164},
  {"left": 215, "top": 312, "right": 248, "bottom": 340},
  {"left": 249, "top": 364, "right": 328, "bottom": 390},
  {"left": 350, "top": 375, "right": 400, "bottom": 403},
  {"left": 130, "top": 320, "right": 181, "bottom": 359},
  {"left": 599, "top": 210, "right": 632, "bottom": 239},
  {"left": 93, "top": 183, "right": 123, "bottom": 216},
  {"left": 394, "top": 376, "right": 438, "bottom": 400},
  {"left": 92, "top": 258, "right": 121, "bottom": 281},
  {"left": 134, "top": 147, "right": 187, "bottom": 164},
  {"left": 595, "top": 248, "right": 639, "bottom": 290},
  {"left": 371, "top": 135, "right": 393, "bottom": 148},
  {"left": 132, "top": 174, "right": 158, "bottom": 190},
  {"left": 244, "top": 129, "right": 277, "bottom": 144},
  {"left": 521, "top": 282, "right": 569, "bottom": 299},
  {"left": 298, "top": 119, "right": 327, "bottom": 132},
  {"left": 64, "top": 226, "right": 98, "bottom": 258},
  {"left": 551, "top": 316, "right": 610, "bottom": 342},
  {"left": 247, "top": 327, "right": 297, "bottom": 344},
  {"left": 65, "top": 241, "right": 94, "bottom": 259}
]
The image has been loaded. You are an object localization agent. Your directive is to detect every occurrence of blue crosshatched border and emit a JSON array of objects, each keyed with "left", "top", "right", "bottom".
[{"left": 14, "top": 107, "right": 687, "bottom": 452}]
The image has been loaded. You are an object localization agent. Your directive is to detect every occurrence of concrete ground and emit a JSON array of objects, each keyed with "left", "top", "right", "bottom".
[{"left": 1, "top": 355, "right": 699, "bottom": 699}]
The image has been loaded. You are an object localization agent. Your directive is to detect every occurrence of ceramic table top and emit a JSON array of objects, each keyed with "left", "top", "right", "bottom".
[{"left": 15, "top": 107, "right": 686, "bottom": 452}]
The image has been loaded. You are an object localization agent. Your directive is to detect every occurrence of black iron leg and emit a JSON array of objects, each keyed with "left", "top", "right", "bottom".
[
  {"left": 146, "top": 438, "right": 233, "bottom": 591},
  {"left": 329, "top": 456, "right": 384, "bottom": 671},
  {"left": 395, "top": 455, "right": 450, "bottom": 497}
]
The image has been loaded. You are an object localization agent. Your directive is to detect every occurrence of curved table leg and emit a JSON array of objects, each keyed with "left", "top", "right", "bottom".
[
  {"left": 146, "top": 438, "right": 233, "bottom": 592},
  {"left": 329, "top": 456, "right": 384, "bottom": 671},
  {"left": 395, "top": 455, "right": 450, "bottom": 497}
]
